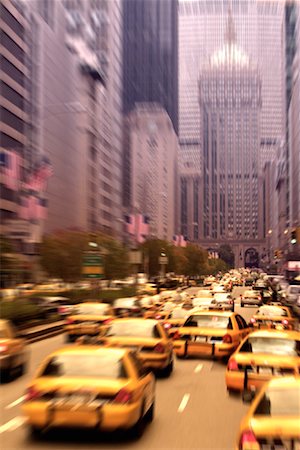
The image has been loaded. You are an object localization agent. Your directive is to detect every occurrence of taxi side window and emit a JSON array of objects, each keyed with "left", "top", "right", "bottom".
[
  {"left": 129, "top": 352, "right": 146, "bottom": 378},
  {"left": 227, "top": 319, "right": 233, "bottom": 330},
  {"left": 236, "top": 315, "right": 247, "bottom": 329}
]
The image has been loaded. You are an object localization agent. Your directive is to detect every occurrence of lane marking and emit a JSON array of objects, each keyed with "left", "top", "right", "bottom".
[
  {"left": 0, "top": 416, "right": 26, "bottom": 434},
  {"left": 177, "top": 393, "right": 190, "bottom": 413},
  {"left": 6, "top": 396, "right": 25, "bottom": 410},
  {"left": 194, "top": 363, "right": 203, "bottom": 373}
]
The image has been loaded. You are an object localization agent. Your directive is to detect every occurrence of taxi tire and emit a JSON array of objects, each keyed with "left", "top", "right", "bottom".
[
  {"left": 18, "top": 362, "right": 26, "bottom": 376},
  {"left": 162, "top": 360, "right": 173, "bottom": 377},
  {"left": 129, "top": 406, "right": 146, "bottom": 439},
  {"left": 145, "top": 401, "right": 155, "bottom": 423},
  {"left": 29, "top": 425, "right": 42, "bottom": 440},
  {"left": 241, "top": 303, "right": 244, "bottom": 307}
]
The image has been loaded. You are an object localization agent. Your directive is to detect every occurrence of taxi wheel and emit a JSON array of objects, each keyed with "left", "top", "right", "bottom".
[
  {"left": 29, "top": 425, "right": 42, "bottom": 440},
  {"left": 129, "top": 408, "right": 145, "bottom": 439},
  {"left": 0, "top": 369, "right": 10, "bottom": 383},
  {"left": 145, "top": 401, "right": 155, "bottom": 423},
  {"left": 227, "top": 388, "right": 240, "bottom": 397},
  {"left": 162, "top": 360, "right": 173, "bottom": 377},
  {"left": 18, "top": 363, "right": 26, "bottom": 376},
  {"left": 241, "top": 303, "right": 244, "bottom": 308}
]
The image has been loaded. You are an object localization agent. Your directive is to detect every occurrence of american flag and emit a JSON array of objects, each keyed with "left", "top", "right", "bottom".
[
  {"left": 136, "top": 214, "right": 150, "bottom": 243},
  {"left": 173, "top": 235, "right": 187, "bottom": 247},
  {"left": 0, "top": 151, "right": 20, "bottom": 191},
  {"left": 23, "top": 157, "right": 53, "bottom": 193},
  {"left": 125, "top": 214, "right": 136, "bottom": 236}
]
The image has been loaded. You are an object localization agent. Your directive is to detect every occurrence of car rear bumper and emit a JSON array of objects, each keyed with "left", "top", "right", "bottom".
[
  {"left": 139, "top": 353, "right": 171, "bottom": 369},
  {"left": 23, "top": 401, "right": 142, "bottom": 431},
  {"left": 173, "top": 340, "right": 236, "bottom": 358},
  {"left": 225, "top": 370, "right": 295, "bottom": 392}
]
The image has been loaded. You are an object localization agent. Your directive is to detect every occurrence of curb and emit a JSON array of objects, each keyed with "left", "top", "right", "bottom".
[{"left": 20, "top": 321, "right": 64, "bottom": 344}]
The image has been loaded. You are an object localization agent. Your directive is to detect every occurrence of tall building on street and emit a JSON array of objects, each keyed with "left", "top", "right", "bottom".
[
  {"left": 288, "top": 2, "right": 300, "bottom": 256},
  {"left": 0, "top": 0, "right": 30, "bottom": 248},
  {"left": 122, "top": 0, "right": 178, "bottom": 134},
  {"left": 197, "top": 12, "right": 264, "bottom": 267},
  {"left": 124, "top": 103, "right": 178, "bottom": 242}
]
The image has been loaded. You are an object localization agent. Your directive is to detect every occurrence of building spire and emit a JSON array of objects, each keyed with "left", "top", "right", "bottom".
[{"left": 225, "top": 5, "right": 236, "bottom": 44}]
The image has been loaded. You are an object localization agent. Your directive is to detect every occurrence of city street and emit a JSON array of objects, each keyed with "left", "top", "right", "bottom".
[{"left": 0, "top": 289, "right": 256, "bottom": 450}]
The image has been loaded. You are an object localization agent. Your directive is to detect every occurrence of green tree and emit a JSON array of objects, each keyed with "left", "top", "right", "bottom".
[
  {"left": 218, "top": 244, "right": 235, "bottom": 268},
  {"left": 139, "top": 239, "right": 175, "bottom": 276},
  {"left": 0, "top": 235, "right": 20, "bottom": 287},
  {"left": 181, "top": 244, "right": 208, "bottom": 276}
]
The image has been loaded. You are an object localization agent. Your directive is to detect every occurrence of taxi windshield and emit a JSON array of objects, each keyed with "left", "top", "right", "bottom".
[
  {"left": 240, "top": 337, "right": 300, "bottom": 356},
  {"left": 76, "top": 304, "right": 109, "bottom": 315},
  {"left": 254, "top": 387, "right": 300, "bottom": 416},
  {"left": 256, "top": 306, "right": 288, "bottom": 317},
  {"left": 106, "top": 321, "right": 160, "bottom": 338},
  {"left": 170, "top": 309, "right": 187, "bottom": 319},
  {"left": 184, "top": 315, "right": 230, "bottom": 329},
  {"left": 42, "top": 353, "right": 126, "bottom": 378}
]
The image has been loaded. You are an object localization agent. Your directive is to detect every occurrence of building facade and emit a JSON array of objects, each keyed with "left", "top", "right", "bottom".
[
  {"left": 197, "top": 13, "right": 264, "bottom": 267},
  {"left": 122, "top": 0, "right": 178, "bottom": 134},
  {"left": 0, "top": 0, "right": 31, "bottom": 248},
  {"left": 125, "top": 103, "right": 178, "bottom": 242}
]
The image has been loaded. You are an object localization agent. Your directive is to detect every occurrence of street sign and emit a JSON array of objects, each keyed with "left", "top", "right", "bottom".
[
  {"left": 159, "top": 256, "right": 168, "bottom": 265},
  {"left": 129, "top": 250, "right": 142, "bottom": 265},
  {"left": 82, "top": 252, "right": 104, "bottom": 279}
]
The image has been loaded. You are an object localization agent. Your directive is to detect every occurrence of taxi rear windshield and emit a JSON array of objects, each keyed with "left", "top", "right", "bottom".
[
  {"left": 76, "top": 304, "right": 109, "bottom": 315},
  {"left": 256, "top": 306, "right": 288, "bottom": 316},
  {"left": 254, "top": 387, "right": 300, "bottom": 416},
  {"left": 106, "top": 321, "right": 160, "bottom": 338},
  {"left": 184, "top": 315, "right": 231, "bottom": 329},
  {"left": 240, "top": 337, "right": 300, "bottom": 356},
  {"left": 41, "top": 353, "right": 127, "bottom": 378}
]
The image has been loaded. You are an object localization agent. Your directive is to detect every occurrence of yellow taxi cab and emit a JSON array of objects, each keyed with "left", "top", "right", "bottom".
[
  {"left": 235, "top": 377, "right": 300, "bottom": 450},
  {"left": 226, "top": 330, "right": 300, "bottom": 393},
  {"left": 173, "top": 311, "right": 249, "bottom": 359},
  {"left": 249, "top": 305, "right": 297, "bottom": 331},
  {"left": 22, "top": 346, "right": 155, "bottom": 438},
  {"left": 137, "top": 283, "right": 157, "bottom": 295},
  {"left": 161, "top": 307, "right": 190, "bottom": 336},
  {"left": 64, "top": 302, "right": 114, "bottom": 342},
  {"left": 0, "top": 319, "right": 28, "bottom": 381},
  {"left": 144, "top": 301, "right": 174, "bottom": 319},
  {"left": 98, "top": 318, "right": 174, "bottom": 377}
]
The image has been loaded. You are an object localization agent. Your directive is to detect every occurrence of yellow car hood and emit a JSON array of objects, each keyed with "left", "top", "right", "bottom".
[
  {"left": 104, "top": 336, "right": 160, "bottom": 347},
  {"left": 234, "top": 353, "right": 299, "bottom": 367},
  {"left": 32, "top": 377, "right": 130, "bottom": 396},
  {"left": 249, "top": 417, "right": 300, "bottom": 438},
  {"left": 178, "top": 327, "right": 227, "bottom": 337},
  {"left": 67, "top": 314, "right": 113, "bottom": 322}
]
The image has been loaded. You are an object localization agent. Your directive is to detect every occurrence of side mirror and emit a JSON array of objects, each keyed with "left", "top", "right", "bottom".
[{"left": 242, "top": 389, "right": 256, "bottom": 403}]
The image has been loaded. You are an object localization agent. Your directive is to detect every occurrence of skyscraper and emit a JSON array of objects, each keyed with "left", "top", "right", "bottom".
[
  {"left": 122, "top": 0, "right": 178, "bottom": 134},
  {"left": 179, "top": 0, "right": 285, "bottom": 174},
  {"left": 197, "top": 11, "right": 264, "bottom": 267},
  {"left": 125, "top": 103, "right": 178, "bottom": 241}
]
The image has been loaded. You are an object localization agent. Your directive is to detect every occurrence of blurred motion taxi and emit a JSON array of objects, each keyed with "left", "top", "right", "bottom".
[
  {"left": 249, "top": 305, "right": 297, "bottom": 331},
  {"left": 236, "top": 377, "right": 300, "bottom": 450},
  {"left": 226, "top": 330, "right": 300, "bottom": 393},
  {"left": 65, "top": 302, "right": 113, "bottom": 342},
  {"left": 173, "top": 311, "right": 249, "bottom": 359},
  {"left": 22, "top": 347, "right": 155, "bottom": 437},
  {"left": 0, "top": 319, "right": 28, "bottom": 381},
  {"left": 99, "top": 318, "right": 174, "bottom": 376}
]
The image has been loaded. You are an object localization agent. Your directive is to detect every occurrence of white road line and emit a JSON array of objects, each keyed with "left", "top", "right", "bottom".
[
  {"left": 0, "top": 416, "right": 26, "bottom": 434},
  {"left": 194, "top": 363, "right": 203, "bottom": 373},
  {"left": 5, "top": 396, "right": 26, "bottom": 410},
  {"left": 177, "top": 393, "right": 190, "bottom": 413}
]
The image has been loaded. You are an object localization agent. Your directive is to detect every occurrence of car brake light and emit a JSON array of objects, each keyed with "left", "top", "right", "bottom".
[
  {"left": 66, "top": 318, "right": 74, "bottom": 325},
  {"left": 25, "top": 386, "right": 41, "bottom": 402},
  {"left": 0, "top": 344, "right": 8, "bottom": 353},
  {"left": 282, "top": 319, "right": 289, "bottom": 326},
  {"left": 172, "top": 330, "right": 181, "bottom": 340},
  {"left": 113, "top": 388, "right": 132, "bottom": 404},
  {"left": 164, "top": 322, "right": 171, "bottom": 329},
  {"left": 155, "top": 314, "right": 162, "bottom": 320},
  {"left": 227, "top": 358, "right": 238, "bottom": 371},
  {"left": 239, "top": 429, "right": 259, "bottom": 449},
  {"left": 223, "top": 334, "right": 232, "bottom": 344},
  {"left": 154, "top": 343, "right": 165, "bottom": 353},
  {"left": 250, "top": 318, "right": 256, "bottom": 324},
  {"left": 59, "top": 306, "right": 66, "bottom": 314},
  {"left": 103, "top": 318, "right": 112, "bottom": 325}
]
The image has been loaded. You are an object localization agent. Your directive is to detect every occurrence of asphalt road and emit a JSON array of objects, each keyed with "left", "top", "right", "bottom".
[{"left": 0, "top": 287, "right": 255, "bottom": 450}]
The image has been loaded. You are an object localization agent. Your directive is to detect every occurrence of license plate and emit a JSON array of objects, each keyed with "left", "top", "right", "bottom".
[
  {"left": 259, "top": 367, "right": 273, "bottom": 375},
  {"left": 195, "top": 336, "right": 207, "bottom": 343}
]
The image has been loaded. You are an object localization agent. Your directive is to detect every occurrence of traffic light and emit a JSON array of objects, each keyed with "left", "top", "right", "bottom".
[{"left": 291, "top": 229, "right": 297, "bottom": 245}]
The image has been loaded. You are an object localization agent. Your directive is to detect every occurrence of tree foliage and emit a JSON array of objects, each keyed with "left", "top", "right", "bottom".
[{"left": 218, "top": 244, "right": 235, "bottom": 268}]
